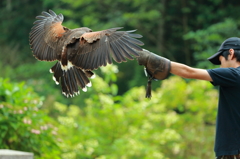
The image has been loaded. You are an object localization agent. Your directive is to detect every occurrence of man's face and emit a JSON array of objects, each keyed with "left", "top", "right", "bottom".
[{"left": 219, "top": 55, "right": 230, "bottom": 68}]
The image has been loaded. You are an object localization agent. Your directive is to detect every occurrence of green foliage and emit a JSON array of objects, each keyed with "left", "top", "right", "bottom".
[
  {"left": 46, "top": 75, "right": 217, "bottom": 159},
  {"left": 184, "top": 18, "right": 240, "bottom": 68},
  {"left": 0, "top": 0, "right": 43, "bottom": 63},
  {"left": 159, "top": 77, "right": 218, "bottom": 158},
  {"left": 0, "top": 78, "right": 61, "bottom": 158},
  {"left": 0, "top": 66, "right": 218, "bottom": 158}
]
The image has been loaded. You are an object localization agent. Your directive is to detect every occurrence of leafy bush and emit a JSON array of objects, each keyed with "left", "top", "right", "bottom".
[
  {"left": 0, "top": 78, "right": 61, "bottom": 158},
  {"left": 0, "top": 65, "right": 218, "bottom": 159},
  {"left": 49, "top": 72, "right": 218, "bottom": 159}
]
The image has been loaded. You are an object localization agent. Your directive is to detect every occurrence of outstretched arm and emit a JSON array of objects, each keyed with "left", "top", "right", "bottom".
[
  {"left": 170, "top": 62, "right": 213, "bottom": 81},
  {"left": 136, "top": 49, "right": 213, "bottom": 98},
  {"left": 136, "top": 49, "right": 213, "bottom": 82}
]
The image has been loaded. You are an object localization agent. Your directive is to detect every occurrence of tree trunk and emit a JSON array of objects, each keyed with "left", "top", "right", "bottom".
[
  {"left": 157, "top": 0, "right": 175, "bottom": 60},
  {"left": 181, "top": 0, "right": 191, "bottom": 65},
  {"left": 157, "top": 0, "right": 165, "bottom": 56},
  {"left": 7, "top": 0, "right": 12, "bottom": 11}
]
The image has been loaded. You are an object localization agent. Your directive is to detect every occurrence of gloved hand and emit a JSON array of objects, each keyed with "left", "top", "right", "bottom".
[
  {"left": 136, "top": 49, "right": 171, "bottom": 98},
  {"left": 137, "top": 49, "right": 171, "bottom": 80}
]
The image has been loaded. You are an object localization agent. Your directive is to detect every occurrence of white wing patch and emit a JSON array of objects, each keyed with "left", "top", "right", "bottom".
[{"left": 60, "top": 61, "right": 74, "bottom": 71}]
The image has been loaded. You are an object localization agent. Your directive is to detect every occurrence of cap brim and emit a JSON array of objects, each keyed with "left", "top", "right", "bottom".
[{"left": 207, "top": 50, "right": 223, "bottom": 65}]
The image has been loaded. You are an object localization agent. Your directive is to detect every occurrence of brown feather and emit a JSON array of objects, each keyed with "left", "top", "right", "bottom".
[
  {"left": 29, "top": 10, "right": 66, "bottom": 61},
  {"left": 50, "top": 22, "right": 65, "bottom": 38},
  {"left": 71, "top": 28, "right": 143, "bottom": 70},
  {"left": 81, "top": 31, "right": 103, "bottom": 43}
]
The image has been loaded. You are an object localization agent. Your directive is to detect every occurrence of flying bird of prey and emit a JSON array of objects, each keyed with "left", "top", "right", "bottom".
[{"left": 29, "top": 10, "right": 144, "bottom": 97}]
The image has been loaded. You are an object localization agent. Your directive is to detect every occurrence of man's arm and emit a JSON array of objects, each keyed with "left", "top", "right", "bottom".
[
  {"left": 136, "top": 49, "right": 214, "bottom": 98},
  {"left": 170, "top": 62, "right": 213, "bottom": 81},
  {"left": 136, "top": 49, "right": 213, "bottom": 82}
]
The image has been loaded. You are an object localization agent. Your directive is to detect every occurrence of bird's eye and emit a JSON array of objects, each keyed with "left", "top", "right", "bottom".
[{"left": 89, "top": 30, "right": 93, "bottom": 32}]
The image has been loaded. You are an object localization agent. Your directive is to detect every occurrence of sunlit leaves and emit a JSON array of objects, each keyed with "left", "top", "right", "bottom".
[
  {"left": 0, "top": 71, "right": 218, "bottom": 158},
  {"left": 46, "top": 74, "right": 217, "bottom": 158},
  {"left": 0, "top": 78, "right": 61, "bottom": 158}
]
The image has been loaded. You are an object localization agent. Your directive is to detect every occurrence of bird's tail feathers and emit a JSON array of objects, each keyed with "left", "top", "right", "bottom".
[{"left": 50, "top": 62, "right": 94, "bottom": 97}]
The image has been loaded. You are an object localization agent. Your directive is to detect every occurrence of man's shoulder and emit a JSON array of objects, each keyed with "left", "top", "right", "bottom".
[
  {"left": 207, "top": 67, "right": 240, "bottom": 86},
  {"left": 208, "top": 67, "right": 240, "bottom": 74}
]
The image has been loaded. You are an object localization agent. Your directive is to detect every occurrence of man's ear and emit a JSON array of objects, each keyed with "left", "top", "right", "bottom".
[{"left": 229, "top": 48, "right": 235, "bottom": 59}]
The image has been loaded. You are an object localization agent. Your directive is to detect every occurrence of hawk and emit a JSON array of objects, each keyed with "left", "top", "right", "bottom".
[{"left": 29, "top": 10, "right": 144, "bottom": 97}]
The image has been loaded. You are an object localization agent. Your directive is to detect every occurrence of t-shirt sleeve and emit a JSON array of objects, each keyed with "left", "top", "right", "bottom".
[{"left": 207, "top": 68, "right": 240, "bottom": 87}]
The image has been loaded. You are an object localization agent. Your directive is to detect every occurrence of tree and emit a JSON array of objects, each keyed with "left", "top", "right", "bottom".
[{"left": 184, "top": 18, "right": 240, "bottom": 68}]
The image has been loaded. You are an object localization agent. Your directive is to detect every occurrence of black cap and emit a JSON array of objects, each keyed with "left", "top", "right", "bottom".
[{"left": 208, "top": 37, "right": 240, "bottom": 65}]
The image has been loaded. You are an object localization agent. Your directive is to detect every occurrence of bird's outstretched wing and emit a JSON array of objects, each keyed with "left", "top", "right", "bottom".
[
  {"left": 29, "top": 9, "right": 145, "bottom": 97},
  {"left": 70, "top": 28, "right": 144, "bottom": 70},
  {"left": 29, "top": 10, "right": 66, "bottom": 61}
]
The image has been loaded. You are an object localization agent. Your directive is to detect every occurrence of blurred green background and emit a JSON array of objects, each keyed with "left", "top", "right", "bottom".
[{"left": 1, "top": 0, "right": 240, "bottom": 158}]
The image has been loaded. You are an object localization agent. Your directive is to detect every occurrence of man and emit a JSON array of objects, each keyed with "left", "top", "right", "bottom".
[{"left": 137, "top": 37, "right": 240, "bottom": 159}]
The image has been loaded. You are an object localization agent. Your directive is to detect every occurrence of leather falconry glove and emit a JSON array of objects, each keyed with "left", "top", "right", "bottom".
[{"left": 136, "top": 49, "right": 171, "bottom": 98}]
